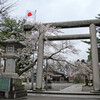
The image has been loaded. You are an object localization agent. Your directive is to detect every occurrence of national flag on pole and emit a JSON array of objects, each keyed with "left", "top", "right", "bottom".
[{"left": 26, "top": 10, "right": 36, "bottom": 23}]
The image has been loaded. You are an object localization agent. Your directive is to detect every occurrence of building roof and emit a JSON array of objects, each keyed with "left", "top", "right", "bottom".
[{"left": 43, "top": 66, "right": 65, "bottom": 76}]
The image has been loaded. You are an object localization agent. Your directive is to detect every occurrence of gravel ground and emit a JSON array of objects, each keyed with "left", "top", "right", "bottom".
[
  {"left": 49, "top": 83, "right": 93, "bottom": 92},
  {"left": 23, "top": 82, "right": 73, "bottom": 91},
  {"left": 47, "top": 83, "right": 73, "bottom": 91},
  {"left": 23, "top": 82, "right": 93, "bottom": 92},
  {"left": 82, "top": 85, "right": 93, "bottom": 92}
]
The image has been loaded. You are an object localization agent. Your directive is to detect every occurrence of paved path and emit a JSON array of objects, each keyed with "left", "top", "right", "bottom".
[
  {"left": 26, "top": 94, "right": 100, "bottom": 100},
  {"left": 23, "top": 82, "right": 83, "bottom": 93},
  {"left": 23, "top": 82, "right": 73, "bottom": 91},
  {"left": 23, "top": 82, "right": 84, "bottom": 93},
  {"left": 1, "top": 94, "right": 100, "bottom": 100},
  {"left": 60, "top": 84, "right": 83, "bottom": 93}
]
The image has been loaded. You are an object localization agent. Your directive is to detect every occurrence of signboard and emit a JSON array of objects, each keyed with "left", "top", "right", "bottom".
[{"left": 0, "top": 77, "right": 10, "bottom": 91}]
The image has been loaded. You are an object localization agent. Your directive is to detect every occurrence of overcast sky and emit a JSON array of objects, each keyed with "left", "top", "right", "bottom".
[{"left": 10, "top": 0, "right": 100, "bottom": 61}]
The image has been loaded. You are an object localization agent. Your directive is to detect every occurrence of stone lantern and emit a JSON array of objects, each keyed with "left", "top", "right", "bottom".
[
  {"left": 0, "top": 38, "right": 27, "bottom": 99},
  {"left": 0, "top": 38, "right": 25, "bottom": 77}
]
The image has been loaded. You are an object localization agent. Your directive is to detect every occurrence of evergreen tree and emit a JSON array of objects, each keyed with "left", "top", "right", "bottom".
[
  {"left": 83, "top": 14, "right": 100, "bottom": 62},
  {"left": 0, "top": 15, "right": 26, "bottom": 41},
  {"left": 83, "top": 38, "right": 100, "bottom": 62}
]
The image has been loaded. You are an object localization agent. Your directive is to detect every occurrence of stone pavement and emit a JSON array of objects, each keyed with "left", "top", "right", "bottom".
[
  {"left": 26, "top": 83, "right": 100, "bottom": 100},
  {"left": 1, "top": 94, "right": 100, "bottom": 100},
  {"left": 1, "top": 83, "right": 100, "bottom": 100},
  {"left": 24, "top": 82, "right": 100, "bottom": 95},
  {"left": 24, "top": 82, "right": 92, "bottom": 93},
  {"left": 23, "top": 82, "right": 74, "bottom": 91},
  {"left": 60, "top": 84, "right": 83, "bottom": 93},
  {"left": 26, "top": 93, "right": 100, "bottom": 100}
]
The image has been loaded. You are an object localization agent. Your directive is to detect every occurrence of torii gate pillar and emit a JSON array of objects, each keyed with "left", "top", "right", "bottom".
[
  {"left": 90, "top": 24, "right": 100, "bottom": 91},
  {"left": 36, "top": 33, "right": 44, "bottom": 90}
]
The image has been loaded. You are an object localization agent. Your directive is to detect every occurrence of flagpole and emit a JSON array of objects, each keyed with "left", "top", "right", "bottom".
[
  {"left": 31, "top": 10, "right": 36, "bottom": 90},
  {"left": 34, "top": 10, "right": 36, "bottom": 22}
]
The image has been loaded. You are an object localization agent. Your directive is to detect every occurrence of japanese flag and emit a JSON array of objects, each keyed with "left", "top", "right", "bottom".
[{"left": 26, "top": 10, "right": 36, "bottom": 23}]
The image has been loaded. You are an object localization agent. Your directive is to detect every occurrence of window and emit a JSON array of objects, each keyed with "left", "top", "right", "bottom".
[{"left": 7, "top": 46, "right": 13, "bottom": 52}]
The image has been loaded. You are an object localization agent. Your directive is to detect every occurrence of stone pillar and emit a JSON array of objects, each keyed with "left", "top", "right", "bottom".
[
  {"left": 90, "top": 24, "right": 100, "bottom": 91},
  {"left": 36, "top": 33, "right": 44, "bottom": 89}
]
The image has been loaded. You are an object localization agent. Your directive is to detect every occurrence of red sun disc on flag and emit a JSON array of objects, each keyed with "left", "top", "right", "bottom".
[{"left": 28, "top": 12, "right": 32, "bottom": 17}]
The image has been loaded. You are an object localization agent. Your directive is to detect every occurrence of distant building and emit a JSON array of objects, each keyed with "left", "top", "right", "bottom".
[{"left": 43, "top": 66, "right": 68, "bottom": 82}]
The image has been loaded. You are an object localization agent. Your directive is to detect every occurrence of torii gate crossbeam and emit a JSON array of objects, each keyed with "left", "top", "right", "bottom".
[
  {"left": 44, "top": 19, "right": 100, "bottom": 28},
  {"left": 45, "top": 34, "right": 91, "bottom": 41}
]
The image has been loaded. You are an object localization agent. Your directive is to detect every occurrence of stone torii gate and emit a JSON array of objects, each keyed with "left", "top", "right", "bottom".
[{"left": 24, "top": 19, "right": 100, "bottom": 92}]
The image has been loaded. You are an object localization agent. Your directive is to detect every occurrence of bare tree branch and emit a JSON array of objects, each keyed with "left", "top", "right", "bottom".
[
  {"left": 18, "top": 59, "right": 37, "bottom": 76},
  {"left": 0, "top": 0, "right": 16, "bottom": 15}
]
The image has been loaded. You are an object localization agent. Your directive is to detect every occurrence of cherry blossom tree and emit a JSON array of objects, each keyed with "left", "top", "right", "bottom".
[
  {"left": 0, "top": 16, "right": 79, "bottom": 77},
  {"left": 66, "top": 60, "right": 92, "bottom": 85},
  {"left": 16, "top": 22, "right": 79, "bottom": 76}
]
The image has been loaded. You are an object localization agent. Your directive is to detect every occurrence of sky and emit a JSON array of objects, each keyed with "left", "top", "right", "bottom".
[{"left": 9, "top": 0, "right": 100, "bottom": 61}]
